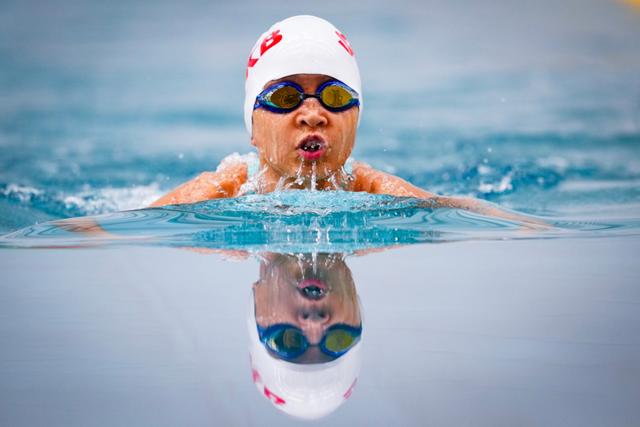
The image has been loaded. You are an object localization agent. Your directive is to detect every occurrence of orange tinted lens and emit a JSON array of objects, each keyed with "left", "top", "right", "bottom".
[
  {"left": 267, "top": 328, "right": 305, "bottom": 354},
  {"left": 320, "top": 85, "right": 353, "bottom": 108},
  {"left": 269, "top": 85, "right": 301, "bottom": 109},
  {"left": 324, "top": 329, "right": 356, "bottom": 353}
]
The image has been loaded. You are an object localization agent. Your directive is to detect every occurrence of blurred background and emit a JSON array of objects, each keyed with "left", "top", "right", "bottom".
[{"left": 1, "top": 0, "right": 639, "bottom": 232}]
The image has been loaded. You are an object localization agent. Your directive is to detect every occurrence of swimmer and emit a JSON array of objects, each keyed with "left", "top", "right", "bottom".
[{"left": 149, "top": 15, "right": 542, "bottom": 225}]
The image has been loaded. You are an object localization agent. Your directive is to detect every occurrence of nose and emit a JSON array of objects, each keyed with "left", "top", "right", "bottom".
[
  {"left": 298, "top": 308, "right": 330, "bottom": 344},
  {"left": 295, "top": 98, "right": 328, "bottom": 128}
]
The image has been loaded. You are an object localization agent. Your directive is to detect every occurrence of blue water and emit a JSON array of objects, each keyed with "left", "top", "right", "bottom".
[
  {"left": 1, "top": 0, "right": 640, "bottom": 248},
  {"left": 2, "top": 191, "right": 640, "bottom": 252}
]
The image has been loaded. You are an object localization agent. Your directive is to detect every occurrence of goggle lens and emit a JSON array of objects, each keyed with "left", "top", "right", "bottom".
[
  {"left": 265, "top": 327, "right": 306, "bottom": 357},
  {"left": 324, "top": 328, "right": 357, "bottom": 354},
  {"left": 268, "top": 85, "right": 302, "bottom": 109},
  {"left": 320, "top": 85, "right": 353, "bottom": 109}
]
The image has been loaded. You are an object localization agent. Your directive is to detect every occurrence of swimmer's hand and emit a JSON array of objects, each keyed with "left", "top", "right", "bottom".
[
  {"left": 425, "top": 196, "right": 551, "bottom": 230},
  {"left": 150, "top": 161, "right": 248, "bottom": 207}
]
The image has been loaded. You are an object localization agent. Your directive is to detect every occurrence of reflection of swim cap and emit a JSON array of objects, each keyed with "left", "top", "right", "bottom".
[
  {"left": 244, "top": 15, "right": 363, "bottom": 134},
  {"left": 247, "top": 297, "right": 361, "bottom": 420}
]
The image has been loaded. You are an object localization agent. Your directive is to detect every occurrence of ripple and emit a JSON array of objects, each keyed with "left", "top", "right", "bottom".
[{"left": 2, "top": 192, "right": 638, "bottom": 252}]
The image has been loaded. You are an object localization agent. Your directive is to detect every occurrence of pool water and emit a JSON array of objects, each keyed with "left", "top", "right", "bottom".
[{"left": 1, "top": 0, "right": 640, "bottom": 425}]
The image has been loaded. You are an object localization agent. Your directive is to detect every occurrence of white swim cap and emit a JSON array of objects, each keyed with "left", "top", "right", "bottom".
[
  {"left": 247, "top": 298, "right": 362, "bottom": 420},
  {"left": 244, "top": 15, "right": 362, "bottom": 134}
]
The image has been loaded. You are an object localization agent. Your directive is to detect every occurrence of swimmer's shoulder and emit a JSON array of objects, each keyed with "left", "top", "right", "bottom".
[
  {"left": 214, "top": 153, "right": 255, "bottom": 196},
  {"left": 149, "top": 154, "right": 251, "bottom": 207},
  {"left": 349, "top": 160, "right": 436, "bottom": 198}
]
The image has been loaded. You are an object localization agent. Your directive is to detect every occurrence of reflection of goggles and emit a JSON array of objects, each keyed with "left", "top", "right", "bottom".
[
  {"left": 257, "top": 323, "right": 362, "bottom": 361},
  {"left": 253, "top": 80, "right": 360, "bottom": 114}
]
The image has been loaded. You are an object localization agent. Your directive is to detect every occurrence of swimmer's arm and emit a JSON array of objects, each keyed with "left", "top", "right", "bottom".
[
  {"left": 352, "top": 162, "right": 547, "bottom": 227},
  {"left": 428, "top": 195, "right": 547, "bottom": 227},
  {"left": 351, "top": 161, "right": 437, "bottom": 198},
  {"left": 149, "top": 161, "right": 248, "bottom": 207},
  {"left": 53, "top": 216, "right": 113, "bottom": 237}
]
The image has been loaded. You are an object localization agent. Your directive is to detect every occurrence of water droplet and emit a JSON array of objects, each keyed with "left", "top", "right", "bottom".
[{"left": 311, "top": 163, "right": 317, "bottom": 191}]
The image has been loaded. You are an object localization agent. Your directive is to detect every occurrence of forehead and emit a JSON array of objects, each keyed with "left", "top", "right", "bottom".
[{"left": 264, "top": 74, "right": 334, "bottom": 90}]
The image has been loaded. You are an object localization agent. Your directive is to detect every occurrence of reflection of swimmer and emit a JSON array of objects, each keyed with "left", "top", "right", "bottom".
[
  {"left": 248, "top": 252, "right": 361, "bottom": 420},
  {"left": 149, "top": 15, "right": 544, "bottom": 228}
]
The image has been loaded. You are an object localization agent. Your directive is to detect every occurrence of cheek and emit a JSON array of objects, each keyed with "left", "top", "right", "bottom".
[
  {"left": 337, "top": 110, "right": 357, "bottom": 141},
  {"left": 324, "top": 293, "right": 360, "bottom": 325},
  {"left": 254, "top": 284, "right": 299, "bottom": 324},
  {"left": 332, "top": 114, "right": 358, "bottom": 155},
  {"left": 254, "top": 114, "right": 291, "bottom": 158}
]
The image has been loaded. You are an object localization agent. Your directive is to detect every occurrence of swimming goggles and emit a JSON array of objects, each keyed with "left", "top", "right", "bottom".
[
  {"left": 257, "top": 323, "right": 362, "bottom": 361},
  {"left": 253, "top": 80, "right": 360, "bottom": 114}
]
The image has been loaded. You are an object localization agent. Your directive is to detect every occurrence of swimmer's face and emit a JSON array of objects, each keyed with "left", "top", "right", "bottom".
[
  {"left": 253, "top": 253, "right": 361, "bottom": 362},
  {"left": 251, "top": 74, "right": 358, "bottom": 180}
]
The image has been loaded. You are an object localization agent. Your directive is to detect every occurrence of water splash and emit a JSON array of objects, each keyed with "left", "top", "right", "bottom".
[
  {"left": 328, "top": 174, "right": 339, "bottom": 191},
  {"left": 311, "top": 251, "right": 318, "bottom": 275},
  {"left": 294, "top": 161, "right": 305, "bottom": 187},
  {"left": 274, "top": 176, "right": 287, "bottom": 193},
  {"left": 311, "top": 162, "right": 317, "bottom": 191},
  {"left": 0, "top": 182, "right": 161, "bottom": 218}
]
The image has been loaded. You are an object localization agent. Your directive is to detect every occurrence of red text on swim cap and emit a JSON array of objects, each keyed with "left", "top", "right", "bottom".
[
  {"left": 343, "top": 378, "right": 358, "bottom": 399},
  {"left": 246, "top": 30, "right": 283, "bottom": 78},
  {"left": 251, "top": 368, "right": 261, "bottom": 383},
  {"left": 263, "top": 386, "right": 286, "bottom": 405},
  {"left": 251, "top": 366, "right": 287, "bottom": 405},
  {"left": 336, "top": 31, "right": 354, "bottom": 56}
]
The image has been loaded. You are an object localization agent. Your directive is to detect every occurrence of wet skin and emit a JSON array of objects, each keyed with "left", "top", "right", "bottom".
[{"left": 250, "top": 74, "right": 359, "bottom": 192}]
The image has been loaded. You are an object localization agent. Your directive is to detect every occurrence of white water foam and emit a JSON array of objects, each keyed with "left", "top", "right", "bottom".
[
  {"left": 1, "top": 184, "right": 44, "bottom": 202},
  {"left": 478, "top": 173, "right": 514, "bottom": 194},
  {"left": 63, "top": 184, "right": 162, "bottom": 215}
]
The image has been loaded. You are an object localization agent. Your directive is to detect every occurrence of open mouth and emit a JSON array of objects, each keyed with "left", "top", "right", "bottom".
[
  {"left": 297, "top": 135, "right": 327, "bottom": 161},
  {"left": 297, "top": 279, "right": 328, "bottom": 300}
]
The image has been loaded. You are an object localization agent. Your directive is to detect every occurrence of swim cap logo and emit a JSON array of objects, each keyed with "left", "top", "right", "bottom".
[
  {"left": 336, "top": 31, "right": 354, "bottom": 56},
  {"left": 263, "top": 386, "right": 286, "bottom": 405},
  {"left": 246, "top": 29, "right": 283, "bottom": 77},
  {"left": 343, "top": 378, "right": 357, "bottom": 399},
  {"left": 251, "top": 367, "right": 287, "bottom": 405}
]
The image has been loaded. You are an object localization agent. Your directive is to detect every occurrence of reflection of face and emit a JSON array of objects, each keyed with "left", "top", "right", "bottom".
[
  {"left": 253, "top": 253, "right": 361, "bottom": 350},
  {"left": 251, "top": 74, "right": 359, "bottom": 183}
]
